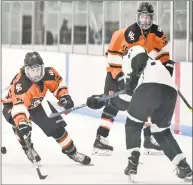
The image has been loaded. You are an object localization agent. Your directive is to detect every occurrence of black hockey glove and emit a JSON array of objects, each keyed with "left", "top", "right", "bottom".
[
  {"left": 17, "top": 120, "right": 32, "bottom": 138},
  {"left": 115, "top": 72, "right": 125, "bottom": 90},
  {"left": 59, "top": 94, "right": 74, "bottom": 109},
  {"left": 86, "top": 94, "right": 105, "bottom": 109},
  {"left": 125, "top": 73, "right": 140, "bottom": 96},
  {"left": 162, "top": 60, "right": 175, "bottom": 76}
]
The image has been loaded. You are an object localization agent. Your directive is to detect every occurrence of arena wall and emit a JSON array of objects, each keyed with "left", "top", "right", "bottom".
[{"left": 2, "top": 47, "right": 192, "bottom": 136}]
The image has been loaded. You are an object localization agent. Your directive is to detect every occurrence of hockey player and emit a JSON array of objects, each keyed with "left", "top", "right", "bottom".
[
  {"left": 123, "top": 45, "right": 192, "bottom": 182},
  {"left": 2, "top": 52, "right": 91, "bottom": 165},
  {"left": 86, "top": 2, "right": 175, "bottom": 156}
]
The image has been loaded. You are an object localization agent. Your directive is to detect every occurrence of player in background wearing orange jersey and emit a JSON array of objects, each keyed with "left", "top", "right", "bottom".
[
  {"left": 2, "top": 52, "right": 91, "bottom": 165},
  {"left": 86, "top": 2, "right": 175, "bottom": 156}
]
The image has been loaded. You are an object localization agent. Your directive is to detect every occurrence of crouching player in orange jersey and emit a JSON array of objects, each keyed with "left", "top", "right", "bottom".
[{"left": 2, "top": 51, "right": 91, "bottom": 165}]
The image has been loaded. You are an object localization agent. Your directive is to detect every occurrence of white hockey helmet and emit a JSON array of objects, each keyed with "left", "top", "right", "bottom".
[
  {"left": 127, "top": 45, "right": 147, "bottom": 61},
  {"left": 126, "top": 46, "right": 148, "bottom": 72}
]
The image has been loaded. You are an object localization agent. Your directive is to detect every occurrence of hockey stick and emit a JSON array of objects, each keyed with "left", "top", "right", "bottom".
[
  {"left": 178, "top": 90, "right": 192, "bottom": 112},
  {"left": 48, "top": 89, "right": 126, "bottom": 118},
  {"left": 23, "top": 135, "right": 48, "bottom": 180}
]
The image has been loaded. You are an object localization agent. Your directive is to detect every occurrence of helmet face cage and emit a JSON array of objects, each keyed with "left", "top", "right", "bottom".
[
  {"left": 25, "top": 64, "right": 45, "bottom": 82},
  {"left": 137, "top": 12, "right": 154, "bottom": 30}
]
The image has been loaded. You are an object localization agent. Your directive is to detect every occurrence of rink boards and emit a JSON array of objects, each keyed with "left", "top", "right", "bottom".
[{"left": 2, "top": 47, "right": 192, "bottom": 136}]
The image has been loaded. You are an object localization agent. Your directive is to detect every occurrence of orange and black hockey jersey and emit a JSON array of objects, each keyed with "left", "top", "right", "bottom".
[
  {"left": 106, "top": 23, "right": 170, "bottom": 79},
  {"left": 2, "top": 67, "right": 68, "bottom": 125}
]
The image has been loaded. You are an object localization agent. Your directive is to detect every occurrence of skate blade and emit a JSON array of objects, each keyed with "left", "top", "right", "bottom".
[
  {"left": 144, "top": 149, "right": 164, "bottom": 155},
  {"left": 83, "top": 163, "right": 94, "bottom": 166},
  {"left": 92, "top": 148, "right": 112, "bottom": 156},
  {"left": 128, "top": 174, "right": 137, "bottom": 183},
  {"left": 183, "top": 175, "right": 192, "bottom": 182}
]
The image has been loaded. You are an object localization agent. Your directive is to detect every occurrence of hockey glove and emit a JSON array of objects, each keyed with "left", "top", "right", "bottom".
[
  {"left": 162, "top": 60, "right": 175, "bottom": 76},
  {"left": 59, "top": 94, "right": 74, "bottom": 109},
  {"left": 115, "top": 72, "right": 125, "bottom": 90},
  {"left": 17, "top": 120, "right": 32, "bottom": 138},
  {"left": 86, "top": 94, "right": 105, "bottom": 109},
  {"left": 125, "top": 73, "right": 140, "bottom": 96}
]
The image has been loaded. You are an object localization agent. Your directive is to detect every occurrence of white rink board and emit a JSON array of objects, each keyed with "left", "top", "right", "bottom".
[{"left": 1, "top": 47, "right": 192, "bottom": 136}]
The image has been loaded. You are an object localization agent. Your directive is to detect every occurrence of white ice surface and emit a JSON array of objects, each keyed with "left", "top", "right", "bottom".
[{"left": 1, "top": 114, "right": 192, "bottom": 184}]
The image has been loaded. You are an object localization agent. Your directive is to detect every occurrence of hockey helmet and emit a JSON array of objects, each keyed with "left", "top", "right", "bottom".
[
  {"left": 127, "top": 46, "right": 148, "bottom": 72},
  {"left": 24, "top": 52, "right": 45, "bottom": 82},
  {"left": 136, "top": 2, "right": 154, "bottom": 30}
]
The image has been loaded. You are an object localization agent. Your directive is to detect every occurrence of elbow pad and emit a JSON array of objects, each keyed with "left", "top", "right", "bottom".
[{"left": 162, "top": 60, "right": 175, "bottom": 76}]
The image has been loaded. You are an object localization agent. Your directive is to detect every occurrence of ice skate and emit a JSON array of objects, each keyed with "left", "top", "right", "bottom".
[
  {"left": 68, "top": 151, "right": 92, "bottom": 165},
  {"left": 92, "top": 135, "right": 113, "bottom": 156},
  {"left": 124, "top": 151, "right": 140, "bottom": 183},
  {"left": 176, "top": 158, "right": 192, "bottom": 182},
  {"left": 144, "top": 136, "right": 164, "bottom": 155},
  {"left": 23, "top": 144, "right": 41, "bottom": 166}
]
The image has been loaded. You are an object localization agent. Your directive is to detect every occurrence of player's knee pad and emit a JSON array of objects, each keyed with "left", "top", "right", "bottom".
[
  {"left": 125, "top": 117, "right": 144, "bottom": 133},
  {"left": 125, "top": 117, "right": 144, "bottom": 149},
  {"left": 50, "top": 127, "right": 67, "bottom": 140},
  {"left": 110, "top": 97, "right": 129, "bottom": 111},
  {"left": 101, "top": 105, "right": 118, "bottom": 121}
]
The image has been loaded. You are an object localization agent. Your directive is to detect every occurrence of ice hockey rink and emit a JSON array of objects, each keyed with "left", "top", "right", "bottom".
[{"left": 2, "top": 112, "right": 192, "bottom": 184}]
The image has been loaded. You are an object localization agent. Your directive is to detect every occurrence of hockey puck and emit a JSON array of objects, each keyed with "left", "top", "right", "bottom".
[{"left": 1, "top": 147, "right": 7, "bottom": 154}]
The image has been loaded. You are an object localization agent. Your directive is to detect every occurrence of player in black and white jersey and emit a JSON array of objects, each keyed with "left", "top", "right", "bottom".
[{"left": 123, "top": 45, "right": 192, "bottom": 182}]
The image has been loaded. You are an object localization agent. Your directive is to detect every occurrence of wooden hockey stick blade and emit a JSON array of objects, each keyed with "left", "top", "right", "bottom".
[{"left": 37, "top": 169, "right": 48, "bottom": 180}]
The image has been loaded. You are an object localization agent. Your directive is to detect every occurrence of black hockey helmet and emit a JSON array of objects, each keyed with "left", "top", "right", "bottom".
[
  {"left": 24, "top": 52, "right": 44, "bottom": 66},
  {"left": 136, "top": 2, "right": 154, "bottom": 30},
  {"left": 24, "top": 52, "right": 45, "bottom": 82}
]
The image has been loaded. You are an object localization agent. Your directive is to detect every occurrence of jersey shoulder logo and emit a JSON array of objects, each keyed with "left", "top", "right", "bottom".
[
  {"left": 48, "top": 69, "right": 54, "bottom": 76},
  {"left": 124, "top": 23, "right": 141, "bottom": 43},
  {"left": 157, "top": 27, "right": 163, "bottom": 32},
  {"left": 128, "top": 31, "right": 135, "bottom": 41},
  {"left": 16, "top": 83, "right": 22, "bottom": 92}
]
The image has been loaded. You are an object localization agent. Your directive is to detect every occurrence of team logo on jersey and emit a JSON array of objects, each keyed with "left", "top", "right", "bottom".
[
  {"left": 16, "top": 98, "right": 23, "bottom": 102},
  {"left": 16, "top": 83, "right": 22, "bottom": 92},
  {"left": 166, "top": 63, "right": 174, "bottom": 68},
  {"left": 48, "top": 69, "right": 54, "bottom": 76},
  {"left": 128, "top": 31, "right": 135, "bottom": 41},
  {"left": 29, "top": 97, "right": 44, "bottom": 109},
  {"left": 122, "top": 45, "right": 128, "bottom": 54},
  {"left": 157, "top": 27, "right": 163, "bottom": 32}
]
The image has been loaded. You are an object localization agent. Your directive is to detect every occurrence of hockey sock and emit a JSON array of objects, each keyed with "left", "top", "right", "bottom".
[
  {"left": 152, "top": 128, "right": 184, "bottom": 163},
  {"left": 125, "top": 117, "right": 144, "bottom": 150},
  {"left": 13, "top": 127, "right": 31, "bottom": 149},
  {"left": 97, "top": 126, "right": 110, "bottom": 138},
  {"left": 97, "top": 106, "right": 118, "bottom": 137},
  {"left": 143, "top": 126, "right": 152, "bottom": 137},
  {"left": 51, "top": 127, "right": 76, "bottom": 155}
]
